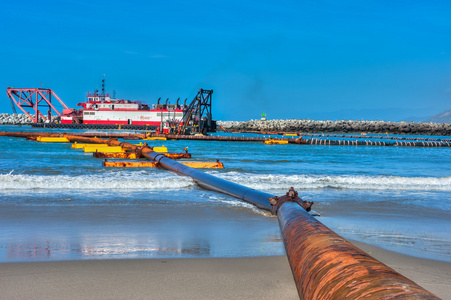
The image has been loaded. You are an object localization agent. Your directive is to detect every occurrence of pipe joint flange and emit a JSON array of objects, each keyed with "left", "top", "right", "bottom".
[
  {"left": 153, "top": 153, "right": 166, "bottom": 163},
  {"left": 107, "top": 137, "right": 118, "bottom": 145},
  {"left": 269, "top": 187, "right": 314, "bottom": 215},
  {"left": 135, "top": 143, "right": 148, "bottom": 158}
]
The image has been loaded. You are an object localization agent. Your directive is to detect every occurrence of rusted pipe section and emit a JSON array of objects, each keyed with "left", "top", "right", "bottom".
[
  {"left": 0, "top": 131, "right": 287, "bottom": 143},
  {"left": 0, "top": 131, "right": 146, "bottom": 139},
  {"left": 277, "top": 201, "right": 439, "bottom": 299},
  {"left": 94, "top": 152, "right": 140, "bottom": 159},
  {"left": 103, "top": 160, "right": 223, "bottom": 169},
  {"left": 65, "top": 135, "right": 125, "bottom": 146},
  {"left": 93, "top": 152, "right": 191, "bottom": 159},
  {"left": 149, "top": 133, "right": 274, "bottom": 143},
  {"left": 65, "top": 135, "right": 140, "bottom": 153},
  {"left": 164, "top": 153, "right": 192, "bottom": 159},
  {"left": 103, "top": 160, "right": 158, "bottom": 167}
]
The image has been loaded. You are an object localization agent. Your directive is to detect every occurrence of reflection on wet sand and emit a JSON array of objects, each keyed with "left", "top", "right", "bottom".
[{"left": 6, "top": 238, "right": 212, "bottom": 260}]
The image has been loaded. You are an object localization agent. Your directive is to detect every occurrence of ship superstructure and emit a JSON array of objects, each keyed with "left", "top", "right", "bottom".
[{"left": 60, "top": 92, "right": 185, "bottom": 133}]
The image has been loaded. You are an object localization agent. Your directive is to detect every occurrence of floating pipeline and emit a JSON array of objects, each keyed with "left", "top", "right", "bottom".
[
  {"left": 150, "top": 133, "right": 269, "bottom": 142},
  {"left": 0, "top": 131, "right": 146, "bottom": 139},
  {"left": 0, "top": 130, "right": 272, "bottom": 143},
  {"left": 301, "top": 133, "right": 451, "bottom": 142},
  {"left": 24, "top": 119, "right": 451, "bottom": 136},
  {"left": 230, "top": 131, "right": 451, "bottom": 142},
  {"left": 141, "top": 133, "right": 451, "bottom": 147},
  {"left": 2, "top": 131, "right": 450, "bottom": 147},
  {"left": 11, "top": 127, "right": 451, "bottom": 143},
  {"left": 0, "top": 131, "right": 269, "bottom": 142},
  {"left": 3, "top": 133, "right": 441, "bottom": 299},
  {"left": 303, "top": 137, "right": 451, "bottom": 147}
]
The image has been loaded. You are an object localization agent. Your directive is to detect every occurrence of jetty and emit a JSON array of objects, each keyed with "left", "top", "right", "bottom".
[{"left": 218, "top": 119, "right": 451, "bottom": 136}]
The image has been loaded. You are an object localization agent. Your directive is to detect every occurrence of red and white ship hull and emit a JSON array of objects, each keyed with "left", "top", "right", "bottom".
[{"left": 60, "top": 92, "right": 185, "bottom": 133}]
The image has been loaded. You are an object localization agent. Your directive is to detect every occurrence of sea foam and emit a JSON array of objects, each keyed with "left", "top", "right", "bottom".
[
  {"left": 0, "top": 172, "right": 194, "bottom": 190},
  {"left": 211, "top": 172, "right": 451, "bottom": 192},
  {"left": 1, "top": 172, "right": 449, "bottom": 192}
]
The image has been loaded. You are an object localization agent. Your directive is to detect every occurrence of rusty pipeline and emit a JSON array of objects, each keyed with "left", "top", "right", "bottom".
[
  {"left": 138, "top": 148, "right": 439, "bottom": 299},
  {"left": 0, "top": 131, "right": 146, "bottom": 139},
  {"left": 277, "top": 201, "right": 439, "bottom": 299},
  {"left": 149, "top": 133, "right": 270, "bottom": 142},
  {"left": 3, "top": 131, "right": 450, "bottom": 147}
]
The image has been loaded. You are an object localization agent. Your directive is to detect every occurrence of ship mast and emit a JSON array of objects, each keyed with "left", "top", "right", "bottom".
[{"left": 101, "top": 74, "right": 106, "bottom": 102}]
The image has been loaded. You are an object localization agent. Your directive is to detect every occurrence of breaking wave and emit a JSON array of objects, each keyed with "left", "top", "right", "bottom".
[
  {"left": 1, "top": 172, "right": 450, "bottom": 192},
  {"left": 0, "top": 171, "right": 195, "bottom": 190},
  {"left": 211, "top": 172, "right": 451, "bottom": 192}
]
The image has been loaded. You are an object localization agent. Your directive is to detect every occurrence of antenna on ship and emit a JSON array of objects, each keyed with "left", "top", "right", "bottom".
[{"left": 101, "top": 74, "right": 106, "bottom": 102}]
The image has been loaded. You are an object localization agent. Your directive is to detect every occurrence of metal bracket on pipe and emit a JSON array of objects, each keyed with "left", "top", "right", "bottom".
[{"left": 268, "top": 187, "right": 313, "bottom": 215}]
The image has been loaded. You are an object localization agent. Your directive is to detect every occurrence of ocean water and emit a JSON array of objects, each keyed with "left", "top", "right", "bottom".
[{"left": 0, "top": 125, "right": 450, "bottom": 262}]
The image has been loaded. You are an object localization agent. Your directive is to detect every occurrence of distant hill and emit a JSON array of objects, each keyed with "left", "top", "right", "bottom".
[
  {"left": 401, "top": 115, "right": 433, "bottom": 123},
  {"left": 425, "top": 110, "right": 451, "bottom": 123}
]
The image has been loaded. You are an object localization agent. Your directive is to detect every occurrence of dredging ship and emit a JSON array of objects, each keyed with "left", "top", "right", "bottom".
[
  {"left": 60, "top": 91, "right": 186, "bottom": 133},
  {"left": 6, "top": 81, "right": 215, "bottom": 134}
]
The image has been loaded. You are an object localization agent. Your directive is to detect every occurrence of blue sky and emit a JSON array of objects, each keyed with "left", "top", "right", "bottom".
[{"left": 1, "top": 0, "right": 450, "bottom": 121}]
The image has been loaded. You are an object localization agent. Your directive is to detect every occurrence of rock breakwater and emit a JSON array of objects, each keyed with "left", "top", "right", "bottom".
[
  {"left": 0, "top": 113, "right": 33, "bottom": 125},
  {"left": 218, "top": 119, "right": 451, "bottom": 136}
]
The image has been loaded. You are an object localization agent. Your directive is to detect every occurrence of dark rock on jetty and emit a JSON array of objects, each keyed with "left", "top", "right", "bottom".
[
  {"left": 0, "top": 113, "right": 33, "bottom": 125},
  {"left": 218, "top": 119, "right": 451, "bottom": 136}
]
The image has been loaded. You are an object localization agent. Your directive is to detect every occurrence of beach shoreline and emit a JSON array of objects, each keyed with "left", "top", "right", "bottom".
[{"left": 1, "top": 240, "right": 450, "bottom": 300}]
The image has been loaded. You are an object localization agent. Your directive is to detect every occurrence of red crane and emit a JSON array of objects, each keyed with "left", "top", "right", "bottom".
[{"left": 6, "top": 88, "right": 69, "bottom": 123}]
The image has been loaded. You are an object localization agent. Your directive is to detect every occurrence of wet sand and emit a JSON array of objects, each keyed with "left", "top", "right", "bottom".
[{"left": 1, "top": 241, "right": 450, "bottom": 300}]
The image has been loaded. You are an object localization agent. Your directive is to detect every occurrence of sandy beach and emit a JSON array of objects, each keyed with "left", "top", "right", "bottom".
[{"left": 1, "top": 241, "right": 450, "bottom": 300}]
